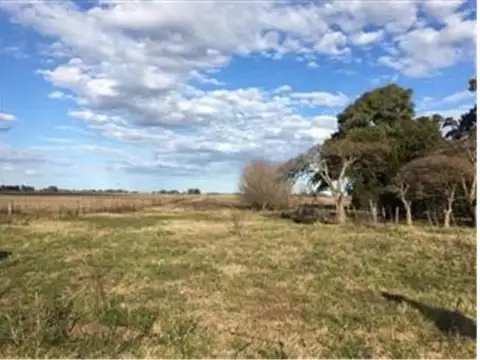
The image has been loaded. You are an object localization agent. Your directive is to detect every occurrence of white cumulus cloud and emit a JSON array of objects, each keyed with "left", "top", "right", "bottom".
[
  {"left": 0, "top": 112, "right": 16, "bottom": 121},
  {"left": 0, "top": 0, "right": 475, "bottom": 177}
]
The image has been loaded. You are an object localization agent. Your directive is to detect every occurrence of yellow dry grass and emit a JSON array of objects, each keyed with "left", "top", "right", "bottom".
[{"left": 0, "top": 202, "right": 475, "bottom": 358}]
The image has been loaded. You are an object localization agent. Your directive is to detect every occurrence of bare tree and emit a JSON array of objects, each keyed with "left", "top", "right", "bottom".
[
  {"left": 239, "top": 159, "right": 293, "bottom": 211},
  {"left": 313, "top": 139, "right": 358, "bottom": 224},
  {"left": 387, "top": 171, "right": 415, "bottom": 226},
  {"left": 282, "top": 134, "right": 387, "bottom": 224}
]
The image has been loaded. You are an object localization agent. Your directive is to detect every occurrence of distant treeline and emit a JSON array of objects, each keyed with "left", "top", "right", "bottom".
[
  {"left": 0, "top": 185, "right": 203, "bottom": 196},
  {"left": 152, "top": 188, "right": 201, "bottom": 195}
]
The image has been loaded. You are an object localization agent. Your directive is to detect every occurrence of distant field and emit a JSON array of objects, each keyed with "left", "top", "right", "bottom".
[
  {"left": 0, "top": 201, "right": 475, "bottom": 358},
  {"left": 0, "top": 193, "right": 343, "bottom": 219},
  {"left": 0, "top": 193, "right": 214, "bottom": 218}
]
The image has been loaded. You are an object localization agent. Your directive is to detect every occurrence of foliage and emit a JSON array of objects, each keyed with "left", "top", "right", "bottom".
[
  {"left": 336, "top": 83, "right": 415, "bottom": 135},
  {"left": 284, "top": 79, "right": 477, "bottom": 226},
  {"left": 187, "top": 188, "right": 201, "bottom": 195}
]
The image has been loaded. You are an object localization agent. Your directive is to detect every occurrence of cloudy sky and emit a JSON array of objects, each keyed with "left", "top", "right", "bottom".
[{"left": 0, "top": 0, "right": 476, "bottom": 192}]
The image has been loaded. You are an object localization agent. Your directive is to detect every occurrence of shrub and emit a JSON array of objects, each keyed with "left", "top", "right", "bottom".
[
  {"left": 238, "top": 159, "right": 292, "bottom": 210},
  {"left": 187, "top": 188, "right": 201, "bottom": 195}
]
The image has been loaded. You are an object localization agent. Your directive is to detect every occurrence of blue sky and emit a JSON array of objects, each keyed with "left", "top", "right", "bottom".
[{"left": 0, "top": 0, "right": 477, "bottom": 192}]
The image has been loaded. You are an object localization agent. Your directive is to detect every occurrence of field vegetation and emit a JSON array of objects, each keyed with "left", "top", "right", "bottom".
[{"left": 0, "top": 196, "right": 476, "bottom": 358}]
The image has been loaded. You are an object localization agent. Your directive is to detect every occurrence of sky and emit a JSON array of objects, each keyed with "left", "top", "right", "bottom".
[{"left": 0, "top": 0, "right": 477, "bottom": 193}]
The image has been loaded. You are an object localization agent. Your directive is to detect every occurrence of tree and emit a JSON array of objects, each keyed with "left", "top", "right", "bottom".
[
  {"left": 342, "top": 109, "right": 442, "bottom": 219},
  {"left": 283, "top": 133, "right": 385, "bottom": 224},
  {"left": 387, "top": 162, "right": 422, "bottom": 226},
  {"left": 434, "top": 138, "right": 477, "bottom": 224},
  {"left": 402, "top": 155, "right": 468, "bottom": 228},
  {"left": 332, "top": 83, "right": 444, "bottom": 220},
  {"left": 336, "top": 83, "right": 415, "bottom": 136},
  {"left": 187, "top": 188, "right": 201, "bottom": 195},
  {"left": 239, "top": 159, "right": 293, "bottom": 211},
  {"left": 311, "top": 139, "right": 358, "bottom": 224},
  {"left": 284, "top": 81, "right": 475, "bottom": 227}
]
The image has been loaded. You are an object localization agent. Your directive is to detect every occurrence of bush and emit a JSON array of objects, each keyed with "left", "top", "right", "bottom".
[
  {"left": 238, "top": 159, "right": 292, "bottom": 210},
  {"left": 187, "top": 188, "right": 201, "bottom": 195}
]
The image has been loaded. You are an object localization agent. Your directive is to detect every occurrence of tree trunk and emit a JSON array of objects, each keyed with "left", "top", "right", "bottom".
[
  {"left": 473, "top": 203, "right": 476, "bottom": 226},
  {"left": 443, "top": 189, "right": 456, "bottom": 228},
  {"left": 444, "top": 207, "right": 452, "bottom": 228},
  {"left": 335, "top": 195, "right": 347, "bottom": 224},
  {"left": 468, "top": 201, "right": 476, "bottom": 226},
  {"left": 400, "top": 196, "right": 412, "bottom": 226},
  {"left": 368, "top": 199, "right": 378, "bottom": 225},
  {"left": 405, "top": 203, "right": 412, "bottom": 226}
]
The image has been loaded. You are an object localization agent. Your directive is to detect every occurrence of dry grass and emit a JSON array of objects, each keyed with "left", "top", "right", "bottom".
[
  {"left": 0, "top": 194, "right": 172, "bottom": 218},
  {"left": 0, "top": 193, "right": 344, "bottom": 219},
  {"left": 0, "top": 193, "right": 242, "bottom": 219},
  {"left": 0, "top": 202, "right": 476, "bottom": 358}
]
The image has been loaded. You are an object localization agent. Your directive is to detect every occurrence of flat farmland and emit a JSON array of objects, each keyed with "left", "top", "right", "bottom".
[
  {"left": 0, "top": 193, "right": 342, "bottom": 219},
  {"left": 0, "top": 198, "right": 475, "bottom": 358},
  {"left": 0, "top": 193, "right": 198, "bottom": 218}
]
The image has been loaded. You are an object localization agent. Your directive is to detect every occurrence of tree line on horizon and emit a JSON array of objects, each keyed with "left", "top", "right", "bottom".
[
  {"left": 241, "top": 79, "right": 476, "bottom": 227},
  {"left": 0, "top": 185, "right": 203, "bottom": 195}
]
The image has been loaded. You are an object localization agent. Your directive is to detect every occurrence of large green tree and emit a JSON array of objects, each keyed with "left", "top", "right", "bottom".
[
  {"left": 284, "top": 83, "right": 445, "bottom": 223},
  {"left": 334, "top": 84, "right": 443, "bottom": 217},
  {"left": 335, "top": 83, "right": 415, "bottom": 136},
  {"left": 284, "top": 81, "right": 476, "bottom": 225}
]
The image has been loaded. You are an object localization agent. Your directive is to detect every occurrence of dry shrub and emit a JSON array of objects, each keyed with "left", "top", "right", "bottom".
[{"left": 238, "top": 159, "right": 292, "bottom": 211}]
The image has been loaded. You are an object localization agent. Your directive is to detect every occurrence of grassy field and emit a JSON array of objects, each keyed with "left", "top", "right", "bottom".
[{"left": 0, "top": 197, "right": 476, "bottom": 358}]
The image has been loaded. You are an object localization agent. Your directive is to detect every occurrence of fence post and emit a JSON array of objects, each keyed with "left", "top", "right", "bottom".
[
  {"left": 395, "top": 207, "right": 399, "bottom": 225},
  {"left": 7, "top": 200, "right": 13, "bottom": 216}
]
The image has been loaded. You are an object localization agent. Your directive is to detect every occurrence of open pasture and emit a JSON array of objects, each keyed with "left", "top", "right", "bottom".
[{"left": 0, "top": 198, "right": 475, "bottom": 358}]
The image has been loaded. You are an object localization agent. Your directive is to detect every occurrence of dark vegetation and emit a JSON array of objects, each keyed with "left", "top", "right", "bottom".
[
  {"left": 0, "top": 186, "right": 202, "bottom": 196},
  {"left": 0, "top": 250, "right": 12, "bottom": 261},
  {"left": 241, "top": 78, "right": 477, "bottom": 228}
]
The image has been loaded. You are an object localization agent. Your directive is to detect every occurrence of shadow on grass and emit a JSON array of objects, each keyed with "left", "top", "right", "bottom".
[
  {"left": 0, "top": 250, "right": 12, "bottom": 261},
  {"left": 381, "top": 291, "right": 477, "bottom": 340}
]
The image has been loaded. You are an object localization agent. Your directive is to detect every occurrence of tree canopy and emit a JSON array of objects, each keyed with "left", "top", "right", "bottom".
[{"left": 283, "top": 79, "right": 477, "bottom": 226}]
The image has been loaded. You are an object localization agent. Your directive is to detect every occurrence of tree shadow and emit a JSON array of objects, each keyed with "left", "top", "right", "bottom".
[
  {"left": 381, "top": 291, "right": 476, "bottom": 340},
  {"left": 0, "top": 250, "right": 12, "bottom": 261}
]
